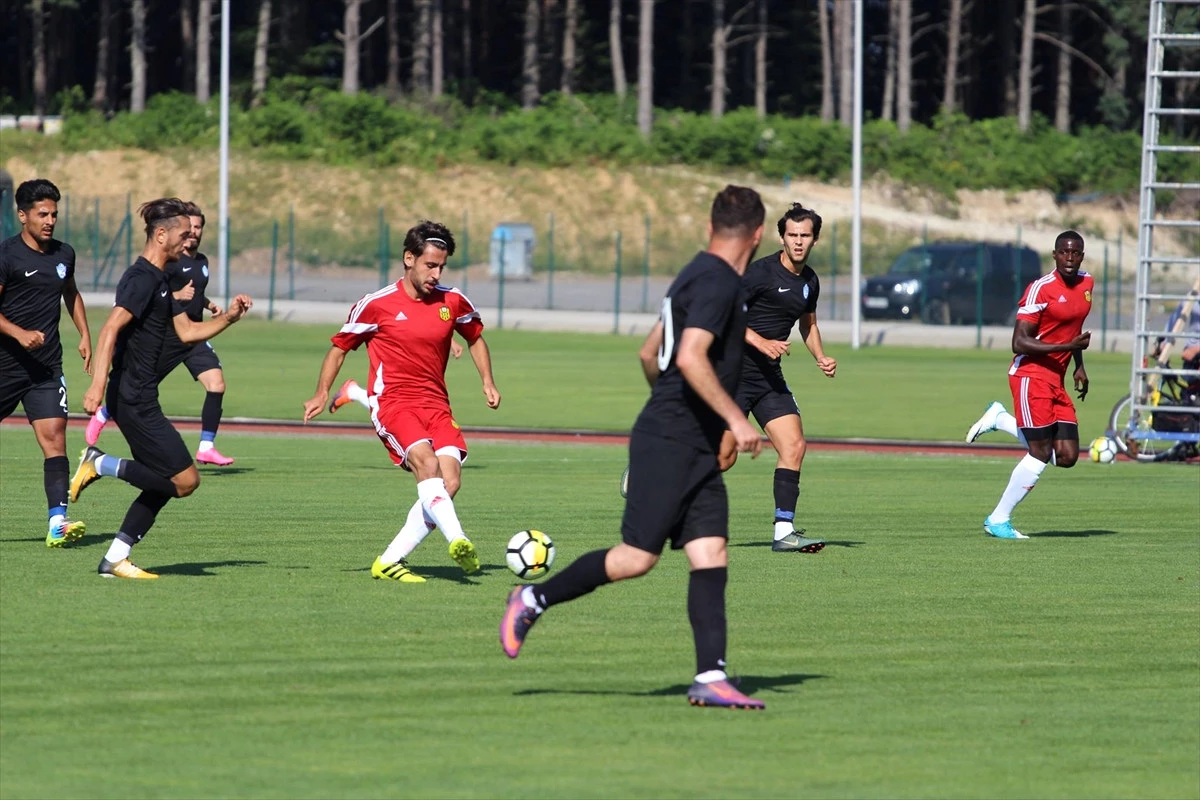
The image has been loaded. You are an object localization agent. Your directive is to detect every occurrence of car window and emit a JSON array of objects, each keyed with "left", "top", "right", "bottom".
[{"left": 888, "top": 248, "right": 960, "bottom": 277}]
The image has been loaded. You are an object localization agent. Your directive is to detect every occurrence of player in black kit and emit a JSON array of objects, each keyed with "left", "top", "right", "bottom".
[
  {"left": 0, "top": 179, "right": 93, "bottom": 547},
  {"left": 500, "top": 186, "right": 768, "bottom": 710},
  {"left": 718, "top": 203, "right": 837, "bottom": 553},
  {"left": 69, "top": 197, "right": 253, "bottom": 579},
  {"left": 85, "top": 202, "right": 236, "bottom": 464}
]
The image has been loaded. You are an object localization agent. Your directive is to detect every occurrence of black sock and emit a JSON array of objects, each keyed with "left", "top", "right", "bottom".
[
  {"left": 201, "top": 391, "right": 224, "bottom": 438},
  {"left": 117, "top": 460, "right": 179, "bottom": 496},
  {"left": 535, "top": 548, "right": 612, "bottom": 609},
  {"left": 116, "top": 491, "right": 172, "bottom": 547},
  {"left": 773, "top": 468, "right": 800, "bottom": 524},
  {"left": 688, "top": 566, "right": 728, "bottom": 676},
  {"left": 44, "top": 456, "right": 69, "bottom": 516}
]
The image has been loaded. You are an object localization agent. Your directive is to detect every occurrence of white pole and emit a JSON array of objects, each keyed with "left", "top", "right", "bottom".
[
  {"left": 217, "top": 0, "right": 231, "bottom": 307},
  {"left": 850, "top": 0, "right": 863, "bottom": 350}
]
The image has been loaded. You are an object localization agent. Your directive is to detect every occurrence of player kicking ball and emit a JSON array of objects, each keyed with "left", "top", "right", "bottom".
[
  {"left": 965, "top": 230, "right": 1093, "bottom": 539},
  {"left": 327, "top": 341, "right": 463, "bottom": 414},
  {"left": 303, "top": 221, "right": 501, "bottom": 581}
]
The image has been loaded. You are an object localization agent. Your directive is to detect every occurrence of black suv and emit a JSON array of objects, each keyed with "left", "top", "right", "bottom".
[{"left": 861, "top": 242, "right": 1043, "bottom": 326}]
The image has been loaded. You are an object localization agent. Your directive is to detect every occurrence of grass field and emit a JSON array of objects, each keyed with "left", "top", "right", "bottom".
[
  {"left": 53, "top": 317, "right": 1136, "bottom": 442},
  {"left": 1, "top": 426, "right": 1198, "bottom": 798}
]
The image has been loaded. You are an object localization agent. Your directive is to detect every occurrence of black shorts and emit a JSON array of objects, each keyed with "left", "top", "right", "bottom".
[
  {"left": 621, "top": 431, "right": 728, "bottom": 554},
  {"left": 735, "top": 363, "right": 800, "bottom": 428},
  {"left": 183, "top": 342, "right": 221, "bottom": 380},
  {"left": 0, "top": 369, "right": 68, "bottom": 422},
  {"left": 105, "top": 389, "right": 194, "bottom": 478}
]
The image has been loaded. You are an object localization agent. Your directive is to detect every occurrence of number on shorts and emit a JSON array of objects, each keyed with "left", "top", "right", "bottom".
[
  {"left": 58, "top": 385, "right": 68, "bottom": 413},
  {"left": 657, "top": 296, "right": 675, "bottom": 372}
]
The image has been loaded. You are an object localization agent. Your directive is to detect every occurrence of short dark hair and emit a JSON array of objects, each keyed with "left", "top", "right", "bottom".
[
  {"left": 15, "top": 179, "right": 61, "bottom": 212},
  {"left": 777, "top": 203, "right": 823, "bottom": 239},
  {"left": 403, "top": 220, "right": 456, "bottom": 258},
  {"left": 184, "top": 201, "right": 206, "bottom": 227},
  {"left": 1055, "top": 230, "right": 1084, "bottom": 249},
  {"left": 138, "top": 197, "right": 191, "bottom": 239},
  {"left": 710, "top": 185, "right": 765, "bottom": 238}
]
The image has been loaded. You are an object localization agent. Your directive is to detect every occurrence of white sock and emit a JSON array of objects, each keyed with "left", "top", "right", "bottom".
[
  {"left": 694, "top": 670, "right": 728, "bottom": 684},
  {"left": 49, "top": 514, "right": 65, "bottom": 532},
  {"left": 380, "top": 500, "right": 437, "bottom": 563},
  {"left": 104, "top": 539, "right": 132, "bottom": 563},
  {"left": 95, "top": 406, "right": 110, "bottom": 423},
  {"left": 198, "top": 440, "right": 214, "bottom": 452},
  {"left": 989, "top": 453, "right": 1048, "bottom": 523},
  {"left": 521, "top": 585, "right": 545, "bottom": 613},
  {"left": 417, "top": 477, "right": 466, "bottom": 543},
  {"left": 773, "top": 521, "right": 794, "bottom": 541},
  {"left": 349, "top": 383, "right": 370, "bottom": 408},
  {"left": 996, "top": 410, "right": 1029, "bottom": 448}
]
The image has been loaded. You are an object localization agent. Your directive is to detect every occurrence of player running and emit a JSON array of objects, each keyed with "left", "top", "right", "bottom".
[
  {"left": 716, "top": 203, "right": 835, "bottom": 553},
  {"left": 328, "top": 340, "right": 463, "bottom": 414},
  {"left": 70, "top": 197, "right": 253, "bottom": 578},
  {"left": 965, "top": 230, "right": 1093, "bottom": 539},
  {"left": 501, "top": 186, "right": 769, "bottom": 710},
  {"left": 0, "top": 178, "right": 93, "bottom": 547},
  {"left": 302, "top": 221, "right": 501, "bottom": 582},
  {"left": 85, "top": 203, "right": 236, "bottom": 465}
]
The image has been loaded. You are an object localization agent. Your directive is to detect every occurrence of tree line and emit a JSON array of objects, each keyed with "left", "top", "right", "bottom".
[{"left": 2, "top": 0, "right": 1197, "bottom": 139}]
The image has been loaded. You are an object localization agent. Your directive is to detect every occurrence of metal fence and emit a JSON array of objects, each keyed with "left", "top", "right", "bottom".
[{"left": 11, "top": 192, "right": 1195, "bottom": 343}]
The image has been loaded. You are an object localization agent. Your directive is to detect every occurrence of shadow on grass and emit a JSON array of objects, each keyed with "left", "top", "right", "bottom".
[
  {"left": 150, "top": 559, "right": 268, "bottom": 576},
  {"left": 196, "top": 467, "right": 256, "bottom": 476},
  {"left": 3, "top": 532, "right": 118, "bottom": 548},
  {"left": 733, "top": 540, "right": 864, "bottom": 548},
  {"left": 342, "top": 563, "right": 508, "bottom": 585},
  {"left": 514, "top": 673, "right": 825, "bottom": 698},
  {"left": 1027, "top": 529, "right": 1118, "bottom": 538}
]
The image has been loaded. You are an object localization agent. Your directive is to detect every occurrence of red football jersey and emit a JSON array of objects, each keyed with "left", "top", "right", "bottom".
[
  {"left": 331, "top": 283, "right": 484, "bottom": 406},
  {"left": 1008, "top": 270, "right": 1093, "bottom": 381}
]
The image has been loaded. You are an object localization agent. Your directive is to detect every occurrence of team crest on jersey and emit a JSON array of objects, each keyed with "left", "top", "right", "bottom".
[
  {"left": 451, "top": 418, "right": 460, "bottom": 429},
  {"left": 802, "top": 284, "right": 810, "bottom": 300},
  {"left": 55, "top": 263, "right": 67, "bottom": 279},
  {"left": 1084, "top": 290, "right": 1091, "bottom": 303},
  {"left": 439, "top": 306, "right": 451, "bottom": 322},
  {"left": 201, "top": 264, "right": 209, "bottom": 278}
]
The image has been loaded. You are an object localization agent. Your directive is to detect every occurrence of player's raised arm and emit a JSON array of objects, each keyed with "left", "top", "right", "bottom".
[
  {"left": 171, "top": 294, "right": 252, "bottom": 344},
  {"left": 302, "top": 346, "right": 349, "bottom": 423}
]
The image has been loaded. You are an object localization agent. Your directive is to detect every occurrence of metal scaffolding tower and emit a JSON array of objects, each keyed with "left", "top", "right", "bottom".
[{"left": 1120, "top": 0, "right": 1200, "bottom": 460}]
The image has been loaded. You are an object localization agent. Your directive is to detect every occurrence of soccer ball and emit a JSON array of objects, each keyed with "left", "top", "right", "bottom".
[
  {"left": 506, "top": 530, "right": 556, "bottom": 579},
  {"left": 1089, "top": 436, "right": 1118, "bottom": 464}
]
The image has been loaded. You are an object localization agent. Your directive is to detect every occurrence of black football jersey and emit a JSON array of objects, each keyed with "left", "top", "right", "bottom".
[
  {"left": 0, "top": 235, "right": 76, "bottom": 376},
  {"left": 110, "top": 258, "right": 187, "bottom": 404},
  {"left": 742, "top": 251, "right": 820, "bottom": 372},
  {"left": 165, "top": 252, "right": 211, "bottom": 322},
  {"left": 633, "top": 251, "right": 746, "bottom": 452}
]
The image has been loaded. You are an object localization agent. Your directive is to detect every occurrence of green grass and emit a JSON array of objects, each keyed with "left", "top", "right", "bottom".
[
  {"left": 1, "top": 429, "right": 1197, "bottom": 798},
  {"left": 56, "top": 317, "right": 1134, "bottom": 441}
]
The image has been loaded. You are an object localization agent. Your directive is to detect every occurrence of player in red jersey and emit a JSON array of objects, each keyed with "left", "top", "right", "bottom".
[
  {"left": 964, "top": 230, "right": 1093, "bottom": 539},
  {"left": 302, "top": 221, "right": 501, "bottom": 581}
]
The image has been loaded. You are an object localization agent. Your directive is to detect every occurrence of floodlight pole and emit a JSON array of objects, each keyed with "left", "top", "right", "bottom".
[
  {"left": 850, "top": 0, "right": 863, "bottom": 350},
  {"left": 217, "top": 0, "right": 231, "bottom": 307}
]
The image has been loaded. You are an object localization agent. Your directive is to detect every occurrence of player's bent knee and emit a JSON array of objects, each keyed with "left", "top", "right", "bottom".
[
  {"left": 443, "top": 474, "right": 461, "bottom": 495},
  {"left": 606, "top": 545, "right": 658, "bottom": 580},
  {"left": 1058, "top": 452, "right": 1079, "bottom": 468},
  {"left": 173, "top": 467, "right": 201, "bottom": 497}
]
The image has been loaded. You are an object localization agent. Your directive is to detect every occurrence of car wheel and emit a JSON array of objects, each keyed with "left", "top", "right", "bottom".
[{"left": 922, "top": 299, "right": 951, "bottom": 325}]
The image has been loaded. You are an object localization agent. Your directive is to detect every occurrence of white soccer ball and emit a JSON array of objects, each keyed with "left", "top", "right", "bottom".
[
  {"left": 1089, "top": 436, "right": 1118, "bottom": 464},
  {"left": 505, "top": 530, "right": 556, "bottom": 580}
]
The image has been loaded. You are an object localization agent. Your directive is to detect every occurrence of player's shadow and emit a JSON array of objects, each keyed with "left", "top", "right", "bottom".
[
  {"left": 195, "top": 467, "right": 256, "bottom": 476},
  {"left": 2, "top": 533, "right": 112, "bottom": 548},
  {"left": 150, "top": 559, "right": 267, "bottom": 576},
  {"left": 1027, "top": 529, "right": 1117, "bottom": 538},
  {"left": 733, "top": 540, "right": 864, "bottom": 548},
  {"left": 342, "top": 563, "right": 507, "bottom": 585},
  {"left": 513, "top": 673, "right": 824, "bottom": 699}
]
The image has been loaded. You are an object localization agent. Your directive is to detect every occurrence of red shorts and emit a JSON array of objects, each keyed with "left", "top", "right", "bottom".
[
  {"left": 1009, "top": 374, "right": 1077, "bottom": 429},
  {"left": 371, "top": 401, "right": 468, "bottom": 468}
]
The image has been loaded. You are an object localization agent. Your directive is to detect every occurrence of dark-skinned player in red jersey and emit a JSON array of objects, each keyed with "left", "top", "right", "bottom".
[{"left": 965, "top": 230, "right": 1093, "bottom": 539}]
